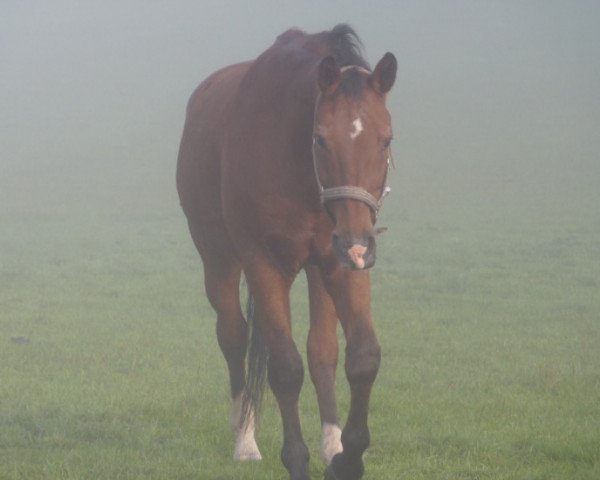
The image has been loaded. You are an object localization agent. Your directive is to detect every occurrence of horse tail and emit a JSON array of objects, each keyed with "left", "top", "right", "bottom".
[{"left": 242, "top": 292, "right": 268, "bottom": 427}]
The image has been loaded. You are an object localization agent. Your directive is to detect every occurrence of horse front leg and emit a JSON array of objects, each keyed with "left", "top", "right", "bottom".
[
  {"left": 246, "top": 259, "right": 311, "bottom": 480},
  {"left": 322, "top": 267, "right": 380, "bottom": 480}
]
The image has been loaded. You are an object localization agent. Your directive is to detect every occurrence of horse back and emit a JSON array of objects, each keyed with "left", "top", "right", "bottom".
[
  {"left": 219, "top": 37, "right": 323, "bottom": 252},
  {"left": 178, "top": 31, "right": 332, "bottom": 274}
]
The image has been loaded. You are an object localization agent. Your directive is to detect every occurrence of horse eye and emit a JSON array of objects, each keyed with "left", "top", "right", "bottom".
[
  {"left": 313, "top": 134, "right": 327, "bottom": 149},
  {"left": 382, "top": 137, "right": 392, "bottom": 150}
]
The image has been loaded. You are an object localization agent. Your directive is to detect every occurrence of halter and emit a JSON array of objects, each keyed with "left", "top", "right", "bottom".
[
  {"left": 312, "top": 140, "right": 392, "bottom": 218},
  {"left": 313, "top": 63, "right": 391, "bottom": 217},
  {"left": 340, "top": 65, "right": 371, "bottom": 75}
]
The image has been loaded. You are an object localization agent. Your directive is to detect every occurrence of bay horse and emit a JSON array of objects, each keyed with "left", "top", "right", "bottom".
[{"left": 176, "top": 24, "right": 397, "bottom": 480}]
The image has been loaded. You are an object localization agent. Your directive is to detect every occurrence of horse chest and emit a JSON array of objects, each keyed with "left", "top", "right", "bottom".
[{"left": 262, "top": 231, "right": 311, "bottom": 277}]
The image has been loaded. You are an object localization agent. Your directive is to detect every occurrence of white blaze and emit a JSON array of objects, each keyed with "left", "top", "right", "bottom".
[
  {"left": 350, "top": 117, "right": 363, "bottom": 139},
  {"left": 320, "top": 423, "right": 343, "bottom": 465},
  {"left": 230, "top": 393, "right": 262, "bottom": 461}
]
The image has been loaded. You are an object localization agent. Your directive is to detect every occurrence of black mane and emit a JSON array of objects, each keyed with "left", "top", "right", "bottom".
[
  {"left": 274, "top": 24, "right": 371, "bottom": 97},
  {"left": 324, "top": 25, "right": 370, "bottom": 97},
  {"left": 325, "top": 24, "right": 369, "bottom": 70}
]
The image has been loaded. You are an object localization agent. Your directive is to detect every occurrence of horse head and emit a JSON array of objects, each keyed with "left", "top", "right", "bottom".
[{"left": 313, "top": 52, "right": 397, "bottom": 270}]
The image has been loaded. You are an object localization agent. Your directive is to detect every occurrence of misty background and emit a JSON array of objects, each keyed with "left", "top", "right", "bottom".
[
  {"left": 2, "top": 3, "right": 599, "bottom": 477},
  {"left": 2, "top": 0, "right": 599, "bottom": 291}
]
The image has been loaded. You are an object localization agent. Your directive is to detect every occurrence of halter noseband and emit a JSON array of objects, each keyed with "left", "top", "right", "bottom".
[{"left": 312, "top": 139, "right": 391, "bottom": 218}]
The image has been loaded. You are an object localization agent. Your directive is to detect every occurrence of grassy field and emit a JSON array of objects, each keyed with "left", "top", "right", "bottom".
[
  {"left": 2, "top": 3, "right": 600, "bottom": 479},
  {"left": 1, "top": 156, "right": 599, "bottom": 479}
]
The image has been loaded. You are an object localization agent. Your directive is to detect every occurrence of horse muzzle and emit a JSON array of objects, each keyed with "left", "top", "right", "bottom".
[{"left": 332, "top": 233, "right": 376, "bottom": 270}]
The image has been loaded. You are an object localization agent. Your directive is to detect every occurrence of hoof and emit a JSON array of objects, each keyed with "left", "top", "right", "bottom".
[
  {"left": 324, "top": 453, "right": 364, "bottom": 480},
  {"left": 325, "top": 464, "right": 339, "bottom": 480},
  {"left": 234, "top": 450, "right": 262, "bottom": 461}
]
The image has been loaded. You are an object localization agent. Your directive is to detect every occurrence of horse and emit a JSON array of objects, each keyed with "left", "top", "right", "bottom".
[{"left": 176, "top": 24, "right": 397, "bottom": 480}]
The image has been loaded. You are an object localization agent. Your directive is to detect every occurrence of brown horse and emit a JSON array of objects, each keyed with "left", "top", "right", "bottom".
[{"left": 176, "top": 25, "right": 396, "bottom": 480}]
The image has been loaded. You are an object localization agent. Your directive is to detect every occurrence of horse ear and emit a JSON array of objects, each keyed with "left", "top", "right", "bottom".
[
  {"left": 371, "top": 52, "right": 397, "bottom": 95},
  {"left": 318, "top": 56, "right": 341, "bottom": 93}
]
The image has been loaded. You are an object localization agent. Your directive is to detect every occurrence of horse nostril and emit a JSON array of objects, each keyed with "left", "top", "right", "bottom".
[
  {"left": 332, "top": 234, "right": 340, "bottom": 248},
  {"left": 369, "top": 238, "right": 377, "bottom": 265}
]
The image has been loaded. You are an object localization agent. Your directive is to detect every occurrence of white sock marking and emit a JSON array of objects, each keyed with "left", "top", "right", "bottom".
[
  {"left": 320, "top": 423, "right": 343, "bottom": 465},
  {"left": 230, "top": 393, "right": 262, "bottom": 461},
  {"left": 350, "top": 117, "right": 363, "bottom": 139}
]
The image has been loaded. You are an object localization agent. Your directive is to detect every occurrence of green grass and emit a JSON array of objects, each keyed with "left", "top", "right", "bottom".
[{"left": 1, "top": 165, "right": 599, "bottom": 479}]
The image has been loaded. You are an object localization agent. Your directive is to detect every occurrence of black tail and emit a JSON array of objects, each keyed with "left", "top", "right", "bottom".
[{"left": 241, "top": 293, "right": 268, "bottom": 428}]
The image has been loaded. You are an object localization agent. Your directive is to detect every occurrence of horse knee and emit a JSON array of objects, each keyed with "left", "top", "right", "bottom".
[
  {"left": 345, "top": 336, "right": 381, "bottom": 386},
  {"left": 216, "top": 316, "right": 247, "bottom": 356},
  {"left": 268, "top": 339, "right": 304, "bottom": 396},
  {"left": 205, "top": 275, "right": 247, "bottom": 357},
  {"left": 307, "top": 329, "right": 338, "bottom": 370},
  {"left": 204, "top": 265, "right": 241, "bottom": 316}
]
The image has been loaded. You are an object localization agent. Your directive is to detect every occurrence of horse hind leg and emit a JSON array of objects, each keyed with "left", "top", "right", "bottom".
[
  {"left": 189, "top": 222, "right": 262, "bottom": 461},
  {"left": 206, "top": 261, "right": 262, "bottom": 461}
]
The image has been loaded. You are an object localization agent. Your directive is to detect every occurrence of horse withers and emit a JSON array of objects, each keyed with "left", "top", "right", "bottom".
[{"left": 176, "top": 24, "right": 397, "bottom": 480}]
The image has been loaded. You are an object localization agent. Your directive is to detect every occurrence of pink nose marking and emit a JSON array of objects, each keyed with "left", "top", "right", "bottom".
[{"left": 347, "top": 244, "right": 367, "bottom": 269}]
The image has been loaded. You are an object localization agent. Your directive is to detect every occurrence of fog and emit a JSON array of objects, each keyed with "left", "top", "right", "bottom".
[{"left": 2, "top": 0, "right": 599, "bottom": 244}]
